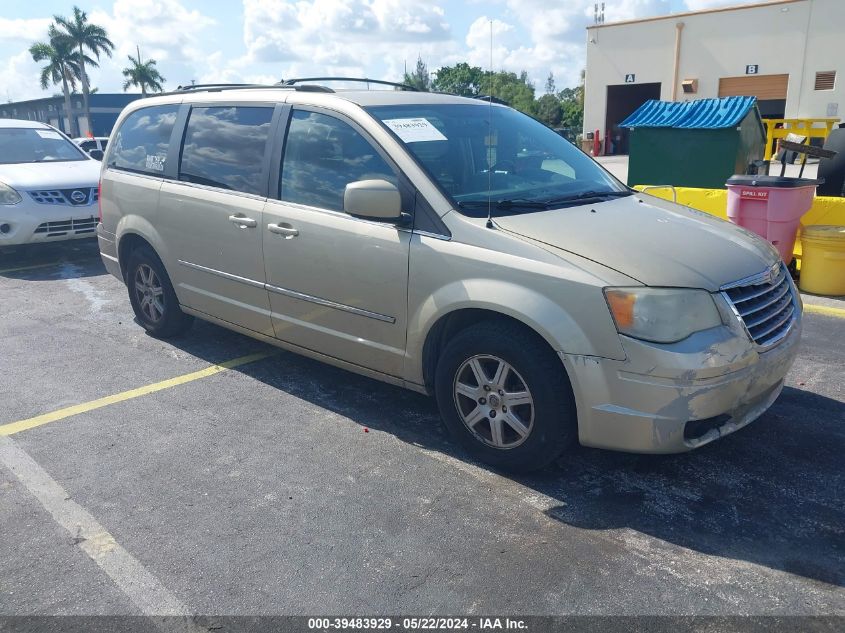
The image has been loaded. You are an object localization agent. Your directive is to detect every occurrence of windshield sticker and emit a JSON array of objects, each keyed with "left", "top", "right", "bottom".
[
  {"left": 36, "top": 130, "right": 62, "bottom": 140},
  {"left": 383, "top": 118, "right": 447, "bottom": 143},
  {"left": 145, "top": 154, "right": 166, "bottom": 172}
]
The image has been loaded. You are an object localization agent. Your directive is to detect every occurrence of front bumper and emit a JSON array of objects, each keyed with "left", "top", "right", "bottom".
[
  {"left": 0, "top": 197, "right": 98, "bottom": 246},
  {"left": 563, "top": 316, "right": 802, "bottom": 453}
]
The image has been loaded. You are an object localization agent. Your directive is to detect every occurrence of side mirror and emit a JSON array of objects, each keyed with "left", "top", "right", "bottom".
[
  {"left": 344, "top": 179, "right": 402, "bottom": 220},
  {"left": 88, "top": 149, "right": 104, "bottom": 161}
]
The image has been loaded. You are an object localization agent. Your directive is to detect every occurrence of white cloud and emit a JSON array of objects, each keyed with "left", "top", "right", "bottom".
[
  {"left": 1, "top": 0, "right": 684, "bottom": 102},
  {"left": 0, "top": 50, "right": 49, "bottom": 103},
  {"left": 90, "top": 0, "right": 215, "bottom": 63},
  {"left": 455, "top": 0, "right": 671, "bottom": 89},
  {"left": 0, "top": 17, "right": 52, "bottom": 43},
  {"left": 213, "top": 0, "right": 455, "bottom": 86}
]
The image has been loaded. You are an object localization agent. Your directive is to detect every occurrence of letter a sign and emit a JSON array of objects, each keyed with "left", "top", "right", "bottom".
[{"left": 625, "top": 74, "right": 635, "bottom": 83}]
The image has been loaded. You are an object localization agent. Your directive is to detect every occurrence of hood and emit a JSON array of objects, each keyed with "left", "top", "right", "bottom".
[
  {"left": 493, "top": 195, "right": 780, "bottom": 291},
  {"left": 0, "top": 159, "right": 101, "bottom": 190}
]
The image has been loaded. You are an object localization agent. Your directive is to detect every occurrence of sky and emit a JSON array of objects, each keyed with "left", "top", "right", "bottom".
[{"left": 1, "top": 0, "right": 765, "bottom": 103}]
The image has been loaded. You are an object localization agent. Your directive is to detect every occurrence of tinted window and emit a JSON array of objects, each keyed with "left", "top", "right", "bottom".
[
  {"left": 281, "top": 110, "right": 397, "bottom": 212},
  {"left": 79, "top": 140, "right": 98, "bottom": 151},
  {"left": 179, "top": 106, "right": 273, "bottom": 196},
  {"left": 0, "top": 128, "right": 86, "bottom": 164},
  {"left": 108, "top": 105, "right": 179, "bottom": 175}
]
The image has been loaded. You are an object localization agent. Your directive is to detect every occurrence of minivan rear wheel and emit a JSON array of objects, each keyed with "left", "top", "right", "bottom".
[
  {"left": 126, "top": 246, "right": 193, "bottom": 338},
  {"left": 434, "top": 320, "right": 577, "bottom": 472}
]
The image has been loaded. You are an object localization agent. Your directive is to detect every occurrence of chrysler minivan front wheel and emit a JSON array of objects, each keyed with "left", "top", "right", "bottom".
[
  {"left": 126, "top": 246, "right": 193, "bottom": 338},
  {"left": 434, "top": 320, "right": 577, "bottom": 472}
]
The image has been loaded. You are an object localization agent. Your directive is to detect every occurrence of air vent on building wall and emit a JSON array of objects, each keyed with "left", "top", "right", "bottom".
[
  {"left": 682, "top": 79, "right": 698, "bottom": 94},
  {"left": 815, "top": 71, "right": 836, "bottom": 91}
]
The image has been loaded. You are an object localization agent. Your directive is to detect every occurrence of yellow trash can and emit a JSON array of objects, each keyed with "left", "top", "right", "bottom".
[{"left": 799, "top": 225, "right": 845, "bottom": 296}]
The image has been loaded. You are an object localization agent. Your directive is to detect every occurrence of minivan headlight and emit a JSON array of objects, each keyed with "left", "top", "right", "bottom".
[
  {"left": 0, "top": 182, "right": 22, "bottom": 205},
  {"left": 604, "top": 287, "right": 722, "bottom": 343}
]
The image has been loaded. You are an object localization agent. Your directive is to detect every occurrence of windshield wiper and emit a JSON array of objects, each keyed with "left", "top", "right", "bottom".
[
  {"left": 541, "top": 190, "right": 633, "bottom": 205},
  {"left": 457, "top": 198, "right": 551, "bottom": 210}
]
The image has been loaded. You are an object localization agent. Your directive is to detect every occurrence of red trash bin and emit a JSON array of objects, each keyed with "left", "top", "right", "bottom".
[{"left": 725, "top": 175, "right": 821, "bottom": 263}]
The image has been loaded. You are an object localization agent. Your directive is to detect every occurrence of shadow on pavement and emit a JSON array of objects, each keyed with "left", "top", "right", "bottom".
[
  {"left": 165, "top": 321, "right": 845, "bottom": 588},
  {"left": 0, "top": 239, "right": 103, "bottom": 280}
]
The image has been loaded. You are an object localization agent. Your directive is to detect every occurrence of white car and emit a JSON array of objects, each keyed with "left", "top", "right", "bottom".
[
  {"left": 72, "top": 136, "right": 109, "bottom": 159},
  {"left": 0, "top": 119, "right": 102, "bottom": 246}
]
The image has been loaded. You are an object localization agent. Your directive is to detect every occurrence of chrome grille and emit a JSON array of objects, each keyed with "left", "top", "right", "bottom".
[
  {"left": 723, "top": 265, "right": 797, "bottom": 348},
  {"left": 29, "top": 187, "right": 97, "bottom": 206},
  {"left": 33, "top": 216, "right": 98, "bottom": 237}
]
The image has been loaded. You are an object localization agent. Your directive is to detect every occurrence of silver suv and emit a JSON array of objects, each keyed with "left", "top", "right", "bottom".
[{"left": 98, "top": 81, "right": 801, "bottom": 471}]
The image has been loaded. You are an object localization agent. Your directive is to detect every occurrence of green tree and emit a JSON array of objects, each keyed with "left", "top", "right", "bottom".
[
  {"left": 403, "top": 55, "right": 430, "bottom": 91},
  {"left": 30, "top": 26, "right": 82, "bottom": 136},
  {"left": 481, "top": 70, "right": 537, "bottom": 116},
  {"left": 536, "top": 93, "right": 562, "bottom": 127},
  {"left": 431, "top": 62, "right": 485, "bottom": 97},
  {"left": 122, "top": 46, "right": 165, "bottom": 97},
  {"left": 558, "top": 82, "right": 584, "bottom": 131},
  {"left": 545, "top": 71, "right": 556, "bottom": 95},
  {"left": 53, "top": 6, "right": 114, "bottom": 135}
]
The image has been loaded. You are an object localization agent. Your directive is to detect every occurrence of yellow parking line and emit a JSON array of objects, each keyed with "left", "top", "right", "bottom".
[
  {"left": 0, "top": 258, "right": 94, "bottom": 275},
  {"left": 0, "top": 351, "right": 276, "bottom": 437},
  {"left": 804, "top": 303, "right": 845, "bottom": 319}
]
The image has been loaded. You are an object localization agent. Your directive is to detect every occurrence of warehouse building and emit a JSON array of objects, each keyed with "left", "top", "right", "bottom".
[
  {"left": 0, "top": 93, "right": 141, "bottom": 137},
  {"left": 584, "top": 0, "right": 843, "bottom": 154}
]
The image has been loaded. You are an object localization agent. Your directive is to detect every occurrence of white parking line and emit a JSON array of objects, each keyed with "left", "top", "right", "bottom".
[{"left": 0, "top": 434, "right": 205, "bottom": 630}]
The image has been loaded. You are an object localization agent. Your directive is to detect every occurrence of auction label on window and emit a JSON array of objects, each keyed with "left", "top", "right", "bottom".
[
  {"left": 36, "top": 130, "right": 63, "bottom": 140},
  {"left": 383, "top": 118, "right": 447, "bottom": 143}
]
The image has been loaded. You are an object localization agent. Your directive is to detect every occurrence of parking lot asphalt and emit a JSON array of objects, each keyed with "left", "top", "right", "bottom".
[{"left": 1, "top": 240, "right": 843, "bottom": 618}]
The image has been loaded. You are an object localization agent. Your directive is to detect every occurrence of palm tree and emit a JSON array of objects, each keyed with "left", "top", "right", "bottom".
[
  {"left": 53, "top": 6, "right": 114, "bottom": 135},
  {"left": 122, "top": 47, "right": 165, "bottom": 97},
  {"left": 30, "top": 27, "right": 83, "bottom": 136}
]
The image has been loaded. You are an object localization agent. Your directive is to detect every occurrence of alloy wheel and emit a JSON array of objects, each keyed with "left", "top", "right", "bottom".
[
  {"left": 453, "top": 354, "right": 535, "bottom": 449},
  {"left": 134, "top": 263, "right": 165, "bottom": 323}
]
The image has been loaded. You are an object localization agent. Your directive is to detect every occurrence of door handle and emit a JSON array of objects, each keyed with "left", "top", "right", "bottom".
[
  {"left": 267, "top": 223, "right": 299, "bottom": 238},
  {"left": 229, "top": 214, "right": 257, "bottom": 228}
]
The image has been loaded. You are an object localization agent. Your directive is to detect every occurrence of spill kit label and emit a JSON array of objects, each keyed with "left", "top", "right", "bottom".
[{"left": 740, "top": 189, "right": 769, "bottom": 200}]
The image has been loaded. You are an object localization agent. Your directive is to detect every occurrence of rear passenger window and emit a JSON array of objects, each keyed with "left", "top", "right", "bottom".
[
  {"left": 281, "top": 110, "right": 397, "bottom": 212},
  {"left": 108, "top": 105, "right": 179, "bottom": 175},
  {"left": 179, "top": 106, "right": 273, "bottom": 196}
]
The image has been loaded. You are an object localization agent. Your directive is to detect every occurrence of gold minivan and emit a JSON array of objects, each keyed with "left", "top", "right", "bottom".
[{"left": 98, "top": 81, "right": 801, "bottom": 471}]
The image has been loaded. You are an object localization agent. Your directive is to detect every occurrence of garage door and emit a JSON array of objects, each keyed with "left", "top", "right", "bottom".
[{"left": 718, "top": 74, "right": 789, "bottom": 100}]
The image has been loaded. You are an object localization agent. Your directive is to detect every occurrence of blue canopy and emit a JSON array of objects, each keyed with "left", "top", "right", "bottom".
[{"left": 621, "top": 96, "right": 759, "bottom": 129}]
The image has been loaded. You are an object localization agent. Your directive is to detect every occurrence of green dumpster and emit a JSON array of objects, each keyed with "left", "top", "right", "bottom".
[{"left": 621, "top": 96, "right": 766, "bottom": 189}]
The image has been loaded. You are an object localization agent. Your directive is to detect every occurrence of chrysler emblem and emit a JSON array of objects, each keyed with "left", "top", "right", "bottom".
[
  {"left": 765, "top": 262, "right": 780, "bottom": 284},
  {"left": 70, "top": 189, "right": 87, "bottom": 204}
]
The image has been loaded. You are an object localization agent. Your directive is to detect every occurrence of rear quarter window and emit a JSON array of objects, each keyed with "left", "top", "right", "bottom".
[
  {"left": 178, "top": 106, "right": 274, "bottom": 196},
  {"left": 107, "top": 105, "right": 180, "bottom": 175}
]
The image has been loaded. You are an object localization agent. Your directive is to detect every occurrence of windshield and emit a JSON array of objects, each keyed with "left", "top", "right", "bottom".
[
  {"left": 367, "top": 103, "right": 628, "bottom": 216},
  {"left": 0, "top": 127, "right": 87, "bottom": 164}
]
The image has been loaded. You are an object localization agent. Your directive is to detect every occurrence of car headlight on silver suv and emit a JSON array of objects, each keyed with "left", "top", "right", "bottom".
[
  {"left": 0, "top": 182, "right": 22, "bottom": 205},
  {"left": 604, "top": 287, "right": 722, "bottom": 344}
]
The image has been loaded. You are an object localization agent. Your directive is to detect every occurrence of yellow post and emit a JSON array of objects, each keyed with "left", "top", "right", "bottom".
[{"left": 763, "top": 117, "right": 840, "bottom": 161}]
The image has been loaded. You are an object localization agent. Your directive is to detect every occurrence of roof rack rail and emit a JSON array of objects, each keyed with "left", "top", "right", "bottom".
[
  {"left": 281, "top": 77, "right": 418, "bottom": 92},
  {"left": 287, "top": 84, "right": 335, "bottom": 93},
  {"left": 173, "top": 83, "right": 268, "bottom": 92},
  {"left": 160, "top": 82, "right": 336, "bottom": 96},
  {"left": 474, "top": 95, "right": 508, "bottom": 105},
  {"left": 162, "top": 83, "right": 277, "bottom": 96}
]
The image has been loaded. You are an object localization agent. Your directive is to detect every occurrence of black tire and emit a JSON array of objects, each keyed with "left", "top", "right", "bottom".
[
  {"left": 434, "top": 320, "right": 577, "bottom": 472},
  {"left": 126, "top": 245, "right": 193, "bottom": 338}
]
